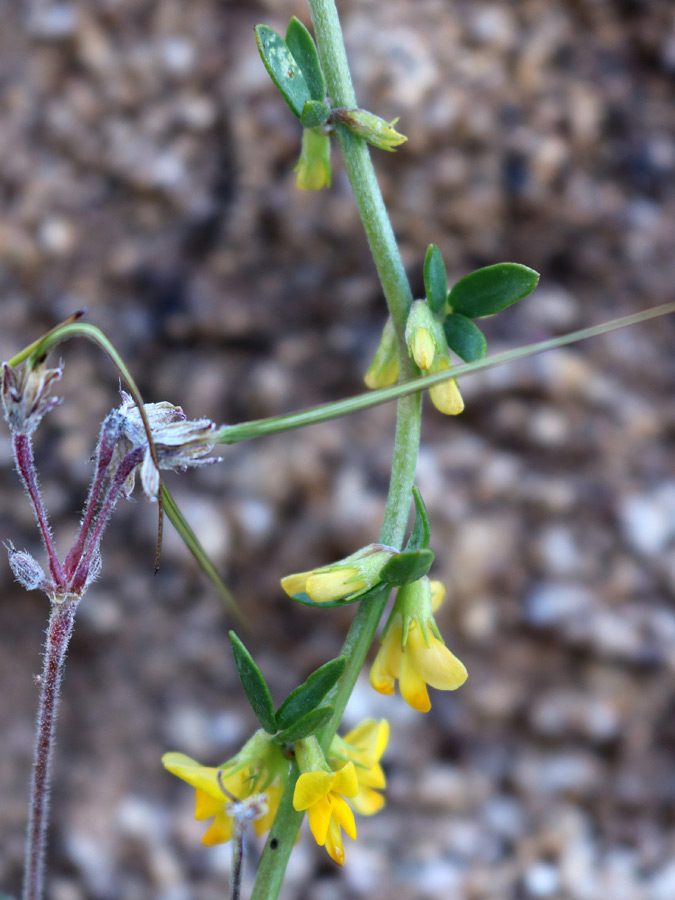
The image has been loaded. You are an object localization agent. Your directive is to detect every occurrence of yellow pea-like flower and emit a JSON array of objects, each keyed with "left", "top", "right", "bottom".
[{"left": 370, "top": 577, "right": 467, "bottom": 712}]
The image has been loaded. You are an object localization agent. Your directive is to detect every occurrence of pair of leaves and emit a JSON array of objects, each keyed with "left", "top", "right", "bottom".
[
  {"left": 255, "top": 19, "right": 329, "bottom": 125},
  {"left": 423, "top": 245, "right": 540, "bottom": 363},
  {"left": 230, "top": 632, "right": 344, "bottom": 743}
]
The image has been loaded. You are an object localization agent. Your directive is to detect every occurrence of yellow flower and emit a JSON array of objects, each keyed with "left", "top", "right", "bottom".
[
  {"left": 293, "top": 762, "right": 359, "bottom": 865},
  {"left": 162, "top": 732, "right": 286, "bottom": 845},
  {"left": 370, "top": 577, "right": 467, "bottom": 712},
  {"left": 410, "top": 326, "right": 436, "bottom": 371},
  {"left": 329, "top": 719, "right": 389, "bottom": 815},
  {"left": 428, "top": 357, "right": 464, "bottom": 415},
  {"left": 281, "top": 544, "right": 395, "bottom": 605}
]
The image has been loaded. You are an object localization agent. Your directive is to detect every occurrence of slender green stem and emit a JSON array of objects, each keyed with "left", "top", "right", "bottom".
[
  {"left": 251, "top": 2, "right": 421, "bottom": 898},
  {"left": 215, "top": 301, "right": 675, "bottom": 445},
  {"left": 306, "top": 0, "right": 413, "bottom": 342}
]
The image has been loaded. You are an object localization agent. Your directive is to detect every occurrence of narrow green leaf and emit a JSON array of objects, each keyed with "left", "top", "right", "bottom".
[
  {"left": 380, "top": 549, "right": 435, "bottom": 586},
  {"left": 214, "top": 302, "right": 675, "bottom": 445},
  {"left": 448, "top": 263, "right": 540, "bottom": 319},
  {"left": 254, "top": 24, "right": 311, "bottom": 118},
  {"left": 405, "top": 485, "right": 430, "bottom": 552},
  {"left": 229, "top": 632, "right": 277, "bottom": 734},
  {"left": 300, "top": 100, "right": 331, "bottom": 129},
  {"left": 285, "top": 16, "right": 326, "bottom": 103},
  {"left": 272, "top": 706, "right": 333, "bottom": 744},
  {"left": 443, "top": 313, "right": 487, "bottom": 362},
  {"left": 275, "top": 656, "right": 346, "bottom": 731},
  {"left": 423, "top": 244, "right": 448, "bottom": 315},
  {"left": 162, "top": 486, "right": 242, "bottom": 620}
]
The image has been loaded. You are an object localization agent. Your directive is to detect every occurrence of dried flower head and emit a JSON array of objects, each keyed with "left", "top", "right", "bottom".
[
  {"left": 2, "top": 360, "right": 63, "bottom": 435},
  {"left": 110, "top": 392, "right": 222, "bottom": 500}
]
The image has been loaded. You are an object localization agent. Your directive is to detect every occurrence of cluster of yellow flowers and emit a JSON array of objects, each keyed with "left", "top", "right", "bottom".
[
  {"left": 164, "top": 553, "right": 467, "bottom": 866},
  {"left": 163, "top": 719, "right": 388, "bottom": 866}
]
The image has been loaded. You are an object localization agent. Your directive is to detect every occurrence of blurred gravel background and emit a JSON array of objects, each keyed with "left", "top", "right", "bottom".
[{"left": 2, "top": 1, "right": 675, "bottom": 898}]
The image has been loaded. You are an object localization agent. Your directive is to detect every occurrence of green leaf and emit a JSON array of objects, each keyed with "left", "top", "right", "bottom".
[
  {"left": 380, "top": 549, "right": 435, "bottom": 586},
  {"left": 229, "top": 632, "right": 277, "bottom": 734},
  {"left": 300, "top": 100, "right": 331, "bottom": 129},
  {"left": 162, "top": 486, "right": 242, "bottom": 621},
  {"left": 272, "top": 705, "right": 333, "bottom": 744},
  {"left": 448, "top": 263, "right": 540, "bottom": 319},
  {"left": 405, "top": 485, "right": 430, "bottom": 552},
  {"left": 285, "top": 17, "right": 326, "bottom": 103},
  {"left": 443, "top": 313, "right": 487, "bottom": 362},
  {"left": 423, "top": 244, "right": 448, "bottom": 315},
  {"left": 254, "top": 24, "right": 311, "bottom": 119},
  {"left": 275, "top": 656, "right": 346, "bottom": 731}
]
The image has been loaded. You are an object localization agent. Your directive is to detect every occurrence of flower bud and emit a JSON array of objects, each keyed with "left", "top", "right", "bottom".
[
  {"left": 404, "top": 300, "right": 444, "bottom": 372},
  {"left": 364, "top": 317, "right": 399, "bottom": 389},
  {"left": 429, "top": 358, "right": 464, "bottom": 415},
  {"left": 2, "top": 360, "right": 63, "bottom": 435},
  {"left": 281, "top": 544, "right": 396, "bottom": 605},
  {"left": 295, "top": 127, "right": 331, "bottom": 191},
  {"left": 6, "top": 543, "right": 48, "bottom": 592},
  {"left": 331, "top": 108, "right": 407, "bottom": 152}
]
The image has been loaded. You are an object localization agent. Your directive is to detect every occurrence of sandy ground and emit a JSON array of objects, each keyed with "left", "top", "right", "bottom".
[{"left": 2, "top": 1, "right": 675, "bottom": 898}]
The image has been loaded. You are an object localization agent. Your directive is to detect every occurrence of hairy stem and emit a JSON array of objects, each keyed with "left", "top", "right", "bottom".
[
  {"left": 70, "top": 447, "right": 143, "bottom": 593},
  {"left": 250, "top": 2, "right": 421, "bottom": 897},
  {"left": 13, "top": 434, "right": 65, "bottom": 592},
  {"left": 23, "top": 599, "right": 78, "bottom": 900},
  {"left": 63, "top": 423, "right": 117, "bottom": 579}
]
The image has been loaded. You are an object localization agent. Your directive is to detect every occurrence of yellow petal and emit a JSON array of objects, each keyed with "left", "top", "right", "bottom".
[
  {"left": 342, "top": 718, "right": 379, "bottom": 753},
  {"left": 356, "top": 762, "right": 386, "bottom": 791},
  {"left": 202, "top": 808, "right": 233, "bottom": 845},
  {"left": 429, "top": 376, "right": 464, "bottom": 415},
  {"left": 162, "top": 753, "right": 224, "bottom": 801},
  {"left": 411, "top": 327, "right": 436, "bottom": 370},
  {"left": 399, "top": 643, "right": 432, "bottom": 712},
  {"left": 325, "top": 816, "right": 346, "bottom": 865},
  {"left": 280, "top": 570, "right": 313, "bottom": 597},
  {"left": 364, "top": 354, "right": 399, "bottom": 389},
  {"left": 293, "top": 770, "right": 335, "bottom": 811},
  {"left": 253, "top": 783, "right": 283, "bottom": 836},
  {"left": 430, "top": 580, "right": 446, "bottom": 613},
  {"left": 307, "top": 794, "right": 333, "bottom": 845},
  {"left": 333, "top": 762, "right": 359, "bottom": 798},
  {"left": 195, "top": 788, "right": 223, "bottom": 821},
  {"left": 352, "top": 785, "right": 385, "bottom": 816},
  {"left": 407, "top": 627, "right": 468, "bottom": 690},
  {"left": 369, "top": 625, "right": 403, "bottom": 695},
  {"left": 331, "top": 794, "right": 357, "bottom": 839},
  {"left": 306, "top": 569, "right": 366, "bottom": 603}
]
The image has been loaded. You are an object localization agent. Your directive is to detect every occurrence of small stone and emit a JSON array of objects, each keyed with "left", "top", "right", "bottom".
[
  {"left": 524, "top": 861, "right": 561, "bottom": 897},
  {"left": 38, "top": 217, "right": 77, "bottom": 258},
  {"left": 28, "top": 4, "right": 78, "bottom": 39},
  {"left": 619, "top": 483, "right": 675, "bottom": 556},
  {"left": 524, "top": 582, "right": 593, "bottom": 627}
]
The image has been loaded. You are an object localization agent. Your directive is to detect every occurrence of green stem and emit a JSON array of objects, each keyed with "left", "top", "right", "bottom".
[{"left": 250, "top": 2, "right": 420, "bottom": 898}]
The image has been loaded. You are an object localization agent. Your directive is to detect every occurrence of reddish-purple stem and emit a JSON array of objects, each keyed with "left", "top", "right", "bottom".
[
  {"left": 22, "top": 599, "right": 78, "bottom": 900},
  {"left": 70, "top": 447, "right": 144, "bottom": 593},
  {"left": 63, "top": 432, "right": 116, "bottom": 579},
  {"left": 13, "top": 434, "right": 65, "bottom": 591}
]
